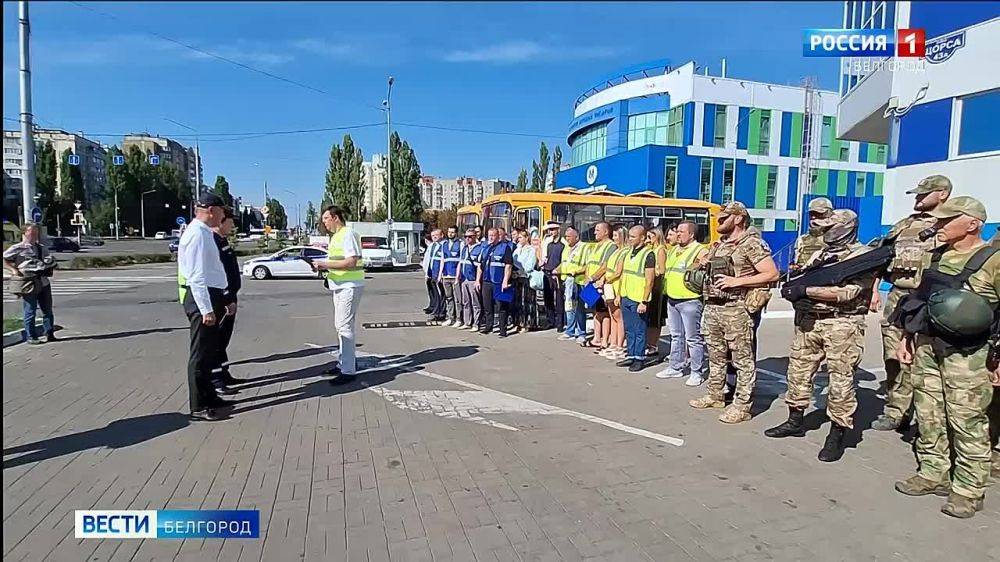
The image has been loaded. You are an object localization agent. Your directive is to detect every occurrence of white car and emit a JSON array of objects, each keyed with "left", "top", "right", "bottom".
[
  {"left": 153, "top": 231, "right": 167, "bottom": 240},
  {"left": 360, "top": 236, "right": 394, "bottom": 270},
  {"left": 242, "top": 246, "right": 328, "bottom": 280}
]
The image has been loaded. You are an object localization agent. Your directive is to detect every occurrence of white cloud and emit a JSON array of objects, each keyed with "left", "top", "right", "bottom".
[
  {"left": 442, "top": 40, "right": 620, "bottom": 64},
  {"left": 29, "top": 34, "right": 293, "bottom": 68},
  {"left": 290, "top": 38, "right": 356, "bottom": 58}
]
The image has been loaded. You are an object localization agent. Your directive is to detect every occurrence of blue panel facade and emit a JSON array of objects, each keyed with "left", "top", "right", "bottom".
[
  {"left": 702, "top": 103, "right": 716, "bottom": 147},
  {"left": 858, "top": 142, "right": 868, "bottom": 163},
  {"left": 779, "top": 112, "right": 793, "bottom": 157},
  {"left": 734, "top": 160, "right": 756, "bottom": 206},
  {"left": 626, "top": 94, "right": 670, "bottom": 116},
  {"left": 736, "top": 107, "right": 750, "bottom": 149},
  {"left": 909, "top": 1, "right": 999, "bottom": 39},
  {"left": 893, "top": 97, "right": 952, "bottom": 167},
  {"left": 683, "top": 102, "right": 695, "bottom": 146},
  {"left": 787, "top": 167, "right": 799, "bottom": 223}
]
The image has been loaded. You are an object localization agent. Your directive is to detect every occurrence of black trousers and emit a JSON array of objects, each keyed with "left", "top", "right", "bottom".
[
  {"left": 213, "top": 305, "right": 236, "bottom": 380},
  {"left": 514, "top": 277, "right": 538, "bottom": 330},
  {"left": 183, "top": 290, "right": 225, "bottom": 412},
  {"left": 480, "top": 280, "right": 511, "bottom": 336},
  {"left": 543, "top": 272, "right": 565, "bottom": 331},
  {"left": 425, "top": 277, "right": 438, "bottom": 311}
]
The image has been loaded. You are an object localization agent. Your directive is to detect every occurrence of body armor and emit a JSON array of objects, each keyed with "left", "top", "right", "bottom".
[
  {"left": 886, "top": 214, "right": 939, "bottom": 289},
  {"left": 793, "top": 232, "right": 826, "bottom": 269},
  {"left": 794, "top": 244, "right": 875, "bottom": 317}
]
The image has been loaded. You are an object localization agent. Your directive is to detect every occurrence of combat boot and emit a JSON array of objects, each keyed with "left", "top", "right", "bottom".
[
  {"left": 940, "top": 492, "right": 984, "bottom": 519},
  {"left": 718, "top": 405, "right": 751, "bottom": 424},
  {"left": 870, "top": 414, "right": 902, "bottom": 431},
  {"left": 764, "top": 407, "right": 805, "bottom": 438},
  {"left": 817, "top": 423, "right": 847, "bottom": 462},
  {"left": 689, "top": 395, "right": 725, "bottom": 409},
  {"left": 894, "top": 475, "right": 951, "bottom": 497}
]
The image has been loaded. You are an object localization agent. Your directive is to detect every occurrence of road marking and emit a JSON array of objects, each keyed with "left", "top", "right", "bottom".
[{"left": 354, "top": 354, "right": 684, "bottom": 447}]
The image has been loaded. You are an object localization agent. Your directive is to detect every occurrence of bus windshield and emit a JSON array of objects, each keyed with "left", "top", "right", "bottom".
[{"left": 482, "top": 202, "right": 510, "bottom": 232}]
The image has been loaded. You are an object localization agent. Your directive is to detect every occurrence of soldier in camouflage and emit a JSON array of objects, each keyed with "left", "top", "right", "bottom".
[
  {"left": 789, "top": 197, "right": 833, "bottom": 272},
  {"left": 689, "top": 201, "right": 780, "bottom": 423},
  {"left": 767, "top": 210, "right": 878, "bottom": 462},
  {"left": 893, "top": 196, "right": 998, "bottom": 519},
  {"left": 871, "top": 175, "right": 952, "bottom": 432},
  {"left": 990, "top": 231, "right": 1000, "bottom": 485}
]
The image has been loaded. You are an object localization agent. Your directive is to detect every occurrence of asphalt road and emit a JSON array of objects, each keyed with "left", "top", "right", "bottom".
[{"left": 3, "top": 266, "right": 998, "bottom": 561}]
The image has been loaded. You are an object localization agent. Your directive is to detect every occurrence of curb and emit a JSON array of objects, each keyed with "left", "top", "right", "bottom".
[{"left": 2, "top": 322, "right": 61, "bottom": 348}]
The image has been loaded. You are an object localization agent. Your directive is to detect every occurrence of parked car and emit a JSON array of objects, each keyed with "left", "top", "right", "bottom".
[
  {"left": 153, "top": 231, "right": 168, "bottom": 240},
  {"left": 360, "top": 236, "right": 394, "bottom": 270},
  {"left": 78, "top": 235, "right": 104, "bottom": 247},
  {"left": 48, "top": 237, "right": 81, "bottom": 252},
  {"left": 241, "top": 246, "right": 328, "bottom": 280},
  {"left": 167, "top": 238, "right": 180, "bottom": 253}
]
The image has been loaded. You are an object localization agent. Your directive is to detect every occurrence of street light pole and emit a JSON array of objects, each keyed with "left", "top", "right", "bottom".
[
  {"left": 282, "top": 189, "right": 300, "bottom": 235},
  {"left": 18, "top": 0, "right": 37, "bottom": 225},
  {"left": 114, "top": 185, "right": 120, "bottom": 240},
  {"left": 140, "top": 189, "right": 154, "bottom": 238},
  {"left": 383, "top": 76, "right": 395, "bottom": 245}
]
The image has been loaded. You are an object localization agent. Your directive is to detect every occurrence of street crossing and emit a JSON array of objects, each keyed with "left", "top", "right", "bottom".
[{"left": 2, "top": 275, "right": 176, "bottom": 303}]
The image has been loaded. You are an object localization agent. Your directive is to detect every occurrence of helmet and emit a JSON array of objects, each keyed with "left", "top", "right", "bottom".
[
  {"left": 927, "top": 289, "right": 996, "bottom": 340},
  {"left": 683, "top": 269, "right": 706, "bottom": 294}
]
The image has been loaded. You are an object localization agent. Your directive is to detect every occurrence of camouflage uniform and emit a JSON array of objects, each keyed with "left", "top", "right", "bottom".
[
  {"left": 785, "top": 242, "right": 875, "bottom": 428},
  {"left": 791, "top": 197, "right": 833, "bottom": 270},
  {"left": 990, "top": 231, "right": 1000, "bottom": 482},
  {"left": 691, "top": 206, "right": 773, "bottom": 423},
  {"left": 909, "top": 226, "right": 999, "bottom": 501},
  {"left": 880, "top": 213, "right": 941, "bottom": 422}
]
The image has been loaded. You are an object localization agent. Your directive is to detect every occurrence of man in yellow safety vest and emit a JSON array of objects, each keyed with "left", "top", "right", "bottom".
[{"left": 655, "top": 220, "right": 708, "bottom": 386}]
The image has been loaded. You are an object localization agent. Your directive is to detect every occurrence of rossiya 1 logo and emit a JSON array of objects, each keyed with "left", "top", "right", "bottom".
[{"left": 925, "top": 30, "right": 966, "bottom": 64}]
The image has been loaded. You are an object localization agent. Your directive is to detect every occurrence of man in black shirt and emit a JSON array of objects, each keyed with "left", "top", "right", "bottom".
[
  {"left": 541, "top": 221, "right": 565, "bottom": 332},
  {"left": 212, "top": 208, "right": 245, "bottom": 394}
]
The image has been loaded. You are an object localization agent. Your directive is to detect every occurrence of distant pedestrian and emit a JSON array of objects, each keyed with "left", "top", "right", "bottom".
[
  {"left": 178, "top": 193, "right": 232, "bottom": 421},
  {"left": 3, "top": 222, "right": 57, "bottom": 345},
  {"left": 310, "top": 205, "right": 366, "bottom": 384}
]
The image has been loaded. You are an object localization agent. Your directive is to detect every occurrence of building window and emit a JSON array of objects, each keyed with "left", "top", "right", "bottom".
[
  {"left": 751, "top": 218, "right": 765, "bottom": 228},
  {"left": 667, "top": 106, "right": 684, "bottom": 146},
  {"left": 765, "top": 166, "right": 777, "bottom": 209},
  {"left": 839, "top": 142, "right": 851, "bottom": 161},
  {"left": 757, "top": 110, "right": 771, "bottom": 155},
  {"left": 957, "top": 89, "right": 1000, "bottom": 156},
  {"left": 722, "top": 160, "right": 734, "bottom": 203},
  {"left": 627, "top": 110, "right": 676, "bottom": 150},
  {"left": 571, "top": 123, "right": 607, "bottom": 166},
  {"left": 855, "top": 173, "right": 867, "bottom": 197},
  {"left": 663, "top": 156, "right": 678, "bottom": 198},
  {"left": 699, "top": 159, "right": 713, "bottom": 202},
  {"left": 713, "top": 107, "right": 727, "bottom": 148},
  {"left": 820, "top": 116, "right": 834, "bottom": 160}
]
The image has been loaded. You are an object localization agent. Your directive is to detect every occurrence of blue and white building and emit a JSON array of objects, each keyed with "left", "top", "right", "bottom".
[
  {"left": 555, "top": 60, "right": 888, "bottom": 264},
  {"left": 836, "top": 1, "right": 998, "bottom": 239}
]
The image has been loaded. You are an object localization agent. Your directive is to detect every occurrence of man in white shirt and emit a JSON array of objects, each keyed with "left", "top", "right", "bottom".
[
  {"left": 178, "top": 193, "right": 231, "bottom": 421},
  {"left": 311, "top": 205, "right": 365, "bottom": 383}
]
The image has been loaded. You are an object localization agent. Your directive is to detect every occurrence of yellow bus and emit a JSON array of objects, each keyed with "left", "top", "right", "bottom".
[
  {"left": 468, "top": 192, "right": 721, "bottom": 243},
  {"left": 457, "top": 203, "right": 481, "bottom": 232}
]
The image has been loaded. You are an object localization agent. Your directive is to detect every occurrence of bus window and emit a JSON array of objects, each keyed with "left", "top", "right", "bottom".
[
  {"left": 458, "top": 213, "right": 479, "bottom": 231},
  {"left": 551, "top": 203, "right": 570, "bottom": 226},
  {"left": 683, "top": 209, "right": 710, "bottom": 242},
  {"left": 514, "top": 207, "right": 541, "bottom": 234},
  {"left": 604, "top": 204, "right": 643, "bottom": 229},
  {"left": 571, "top": 204, "right": 603, "bottom": 241},
  {"left": 483, "top": 202, "right": 511, "bottom": 232}
]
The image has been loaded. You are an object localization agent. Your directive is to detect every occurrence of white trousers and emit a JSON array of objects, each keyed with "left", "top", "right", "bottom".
[{"left": 332, "top": 286, "right": 364, "bottom": 374}]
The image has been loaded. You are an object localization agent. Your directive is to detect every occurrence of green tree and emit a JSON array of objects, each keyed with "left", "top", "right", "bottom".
[
  {"left": 324, "top": 133, "right": 366, "bottom": 221},
  {"left": 551, "top": 145, "right": 562, "bottom": 191},
  {"left": 32, "top": 141, "right": 58, "bottom": 229},
  {"left": 305, "top": 200, "right": 317, "bottom": 232},
  {"left": 265, "top": 197, "right": 288, "bottom": 229},
  {"left": 213, "top": 175, "right": 233, "bottom": 207},
  {"left": 515, "top": 168, "right": 528, "bottom": 192},
  {"left": 382, "top": 131, "right": 424, "bottom": 222},
  {"left": 530, "top": 142, "right": 549, "bottom": 192},
  {"left": 84, "top": 200, "right": 117, "bottom": 236},
  {"left": 55, "top": 149, "right": 86, "bottom": 233}
]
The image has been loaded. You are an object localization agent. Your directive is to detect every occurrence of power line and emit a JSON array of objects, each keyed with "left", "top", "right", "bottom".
[{"left": 396, "top": 121, "right": 563, "bottom": 140}]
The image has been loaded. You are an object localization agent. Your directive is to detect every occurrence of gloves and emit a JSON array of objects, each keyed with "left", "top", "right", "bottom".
[{"left": 781, "top": 284, "right": 807, "bottom": 302}]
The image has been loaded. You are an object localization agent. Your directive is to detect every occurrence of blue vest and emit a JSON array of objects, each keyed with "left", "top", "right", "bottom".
[
  {"left": 485, "top": 243, "right": 508, "bottom": 284},
  {"left": 441, "top": 239, "right": 462, "bottom": 277},
  {"left": 427, "top": 242, "right": 443, "bottom": 277},
  {"left": 460, "top": 242, "right": 484, "bottom": 280}
]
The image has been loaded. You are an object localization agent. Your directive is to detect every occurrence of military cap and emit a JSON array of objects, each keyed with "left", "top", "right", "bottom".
[
  {"left": 807, "top": 197, "right": 833, "bottom": 214},
  {"left": 927, "top": 195, "right": 987, "bottom": 222},
  {"left": 718, "top": 201, "right": 749, "bottom": 218},
  {"left": 905, "top": 174, "right": 952, "bottom": 195}
]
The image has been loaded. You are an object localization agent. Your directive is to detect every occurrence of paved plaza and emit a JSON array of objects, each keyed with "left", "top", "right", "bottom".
[{"left": 3, "top": 265, "right": 999, "bottom": 561}]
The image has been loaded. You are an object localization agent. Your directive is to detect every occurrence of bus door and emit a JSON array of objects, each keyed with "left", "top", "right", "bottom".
[{"left": 513, "top": 206, "right": 542, "bottom": 237}]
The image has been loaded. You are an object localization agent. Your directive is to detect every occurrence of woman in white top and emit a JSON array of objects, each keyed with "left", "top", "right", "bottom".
[{"left": 512, "top": 228, "right": 539, "bottom": 333}]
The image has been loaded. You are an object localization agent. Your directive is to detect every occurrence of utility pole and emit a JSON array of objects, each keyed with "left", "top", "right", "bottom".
[
  {"left": 140, "top": 189, "right": 154, "bottom": 238},
  {"left": 797, "top": 77, "right": 820, "bottom": 235},
  {"left": 114, "top": 185, "right": 120, "bottom": 240},
  {"left": 383, "top": 76, "right": 394, "bottom": 242},
  {"left": 18, "top": 0, "right": 36, "bottom": 225}
]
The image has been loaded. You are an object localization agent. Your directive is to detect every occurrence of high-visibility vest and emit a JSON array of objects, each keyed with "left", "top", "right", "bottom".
[
  {"left": 427, "top": 241, "right": 443, "bottom": 277},
  {"left": 484, "top": 243, "right": 508, "bottom": 284},
  {"left": 663, "top": 242, "right": 704, "bottom": 299},
  {"left": 178, "top": 270, "right": 187, "bottom": 302},
  {"left": 441, "top": 239, "right": 462, "bottom": 277},
  {"left": 606, "top": 246, "right": 628, "bottom": 292},
  {"left": 327, "top": 227, "right": 365, "bottom": 282},
  {"left": 620, "top": 246, "right": 653, "bottom": 302},
  {"left": 459, "top": 242, "right": 483, "bottom": 280},
  {"left": 584, "top": 239, "right": 615, "bottom": 279},
  {"left": 560, "top": 242, "right": 589, "bottom": 285}
]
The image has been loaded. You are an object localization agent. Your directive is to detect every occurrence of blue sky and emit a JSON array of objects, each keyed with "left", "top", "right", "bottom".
[{"left": 3, "top": 1, "right": 841, "bottom": 211}]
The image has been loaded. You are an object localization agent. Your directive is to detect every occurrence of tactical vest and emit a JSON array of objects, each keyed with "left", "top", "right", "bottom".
[
  {"left": 886, "top": 214, "right": 939, "bottom": 289},
  {"left": 702, "top": 233, "right": 761, "bottom": 302},
  {"left": 620, "top": 246, "right": 653, "bottom": 302},
  {"left": 664, "top": 242, "right": 704, "bottom": 299},
  {"left": 890, "top": 246, "right": 998, "bottom": 348},
  {"left": 793, "top": 232, "right": 826, "bottom": 269},
  {"left": 585, "top": 239, "right": 615, "bottom": 279},
  {"left": 795, "top": 244, "right": 874, "bottom": 317},
  {"left": 441, "top": 239, "right": 462, "bottom": 278},
  {"left": 327, "top": 227, "right": 365, "bottom": 283}
]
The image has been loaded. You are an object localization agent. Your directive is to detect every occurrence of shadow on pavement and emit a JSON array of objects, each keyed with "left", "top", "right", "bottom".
[
  {"left": 57, "top": 326, "right": 186, "bottom": 342},
  {"left": 226, "top": 344, "right": 363, "bottom": 370},
  {"left": 2, "top": 413, "right": 189, "bottom": 469},
  {"left": 231, "top": 345, "right": 479, "bottom": 416}
]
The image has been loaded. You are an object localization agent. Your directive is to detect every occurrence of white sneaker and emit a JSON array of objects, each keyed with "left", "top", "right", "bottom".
[
  {"left": 655, "top": 366, "right": 685, "bottom": 379},
  {"left": 440, "top": 320, "right": 452, "bottom": 327},
  {"left": 454, "top": 323, "right": 465, "bottom": 329},
  {"left": 685, "top": 372, "right": 706, "bottom": 387},
  {"left": 468, "top": 325, "right": 479, "bottom": 332},
  {"left": 557, "top": 333, "right": 573, "bottom": 341}
]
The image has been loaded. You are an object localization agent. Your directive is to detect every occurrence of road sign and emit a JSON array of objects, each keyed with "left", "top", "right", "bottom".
[
  {"left": 260, "top": 206, "right": 270, "bottom": 217},
  {"left": 67, "top": 154, "right": 80, "bottom": 166},
  {"left": 70, "top": 212, "right": 86, "bottom": 226},
  {"left": 176, "top": 216, "right": 187, "bottom": 226},
  {"left": 112, "top": 154, "right": 125, "bottom": 166},
  {"left": 30, "top": 206, "right": 42, "bottom": 223},
  {"left": 74, "top": 201, "right": 83, "bottom": 210},
  {"left": 149, "top": 154, "right": 160, "bottom": 166}
]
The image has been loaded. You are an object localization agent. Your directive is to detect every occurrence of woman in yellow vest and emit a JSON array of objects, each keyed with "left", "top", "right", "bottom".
[
  {"left": 644, "top": 227, "right": 669, "bottom": 359},
  {"left": 309, "top": 205, "right": 366, "bottom": 383},
  {"left": 655, "top": 220, "right": 709, "bottom": 386},
  {"left": 601, "top": 226, "right": 630, "bottom": 360}
]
